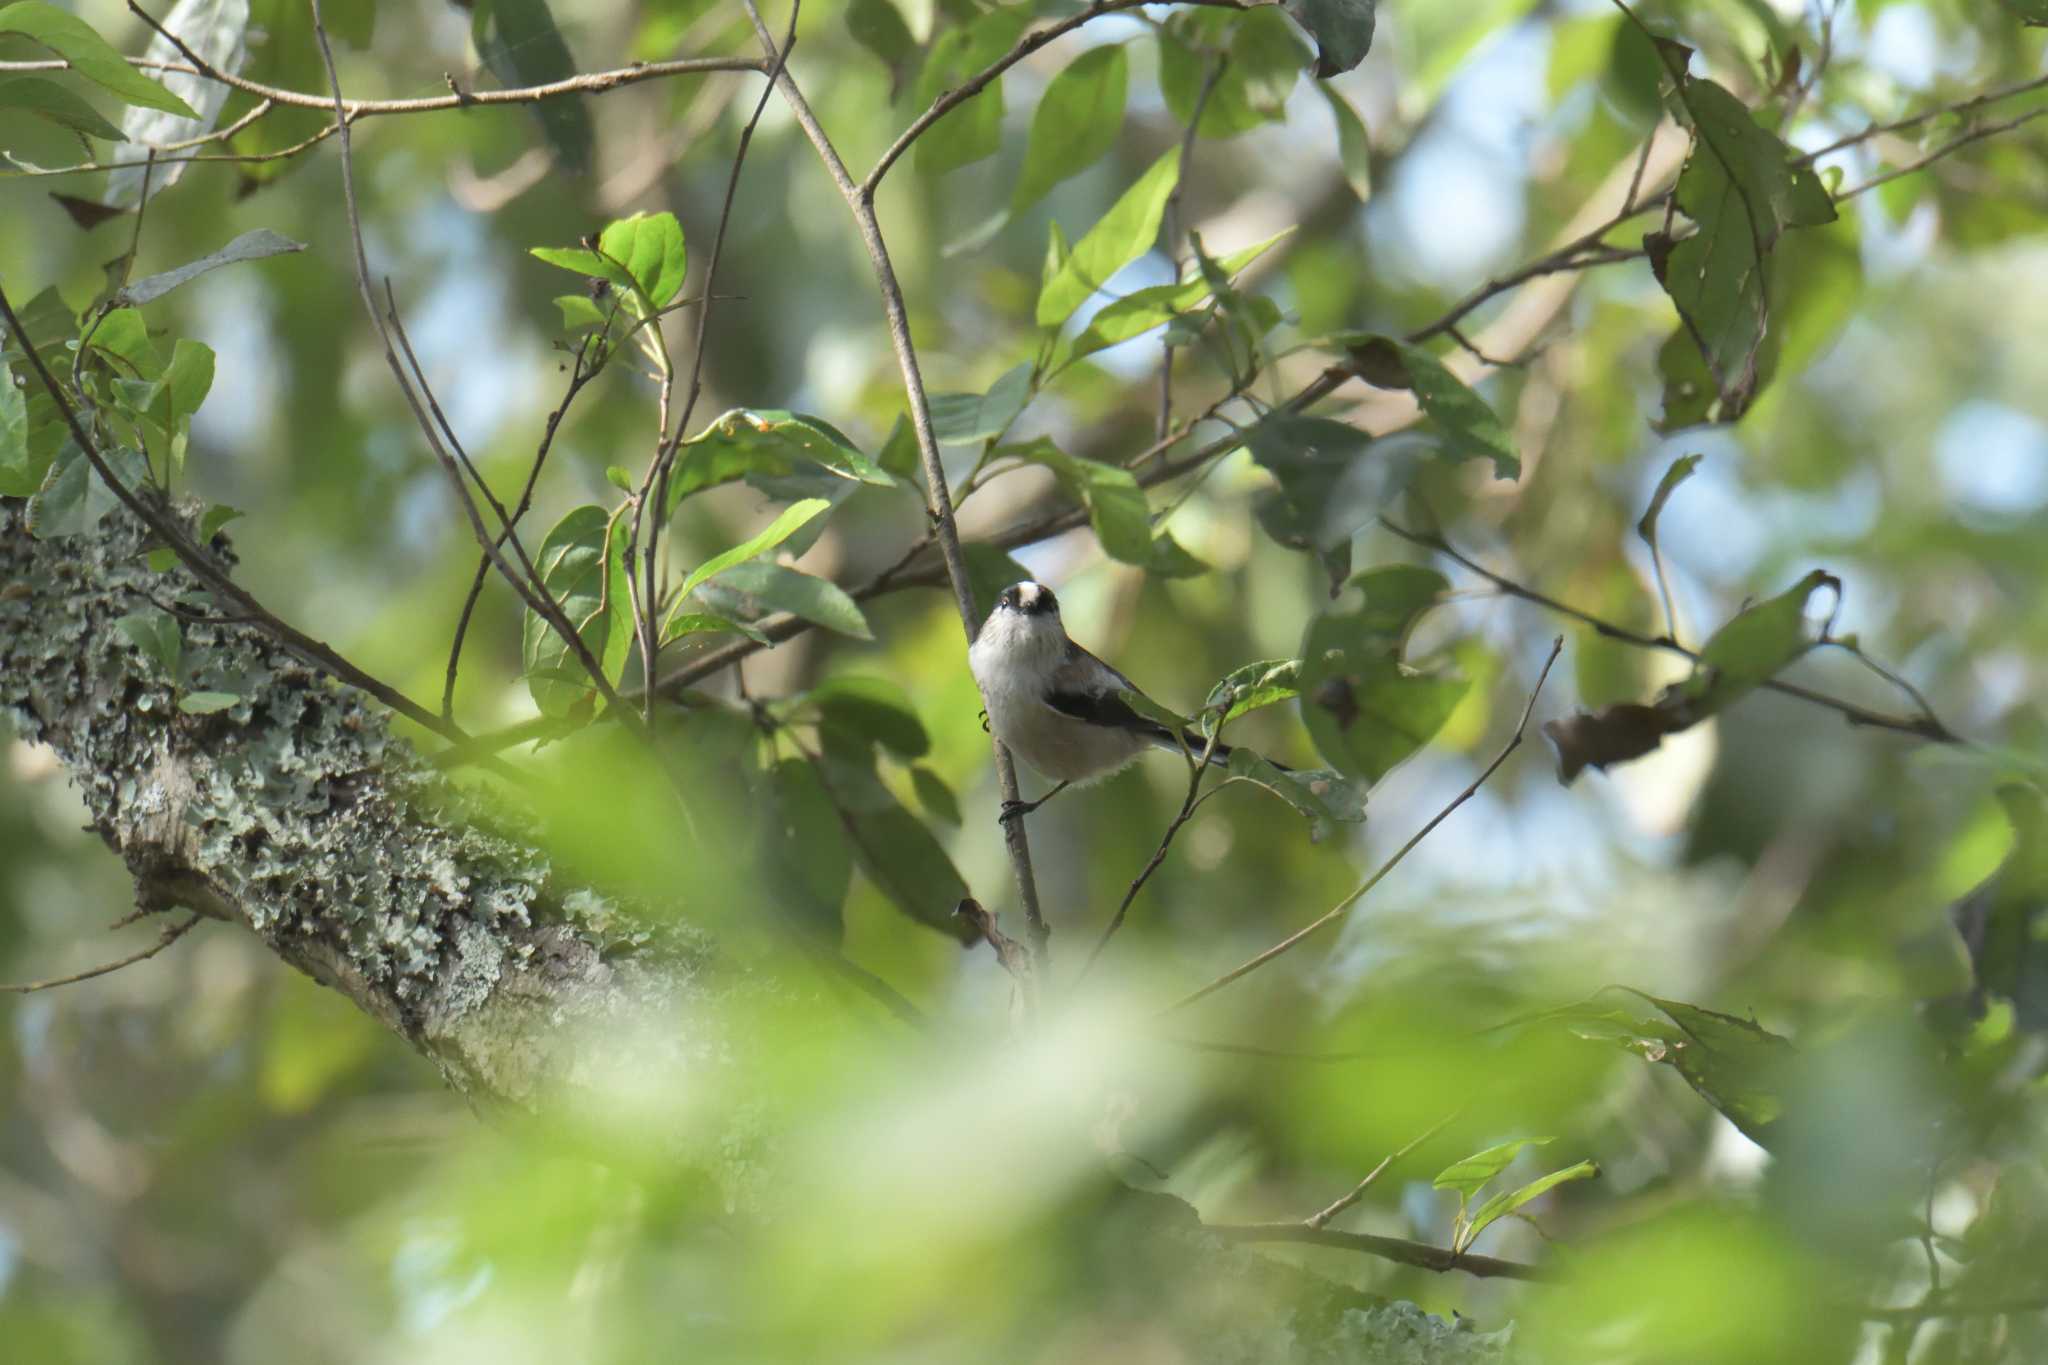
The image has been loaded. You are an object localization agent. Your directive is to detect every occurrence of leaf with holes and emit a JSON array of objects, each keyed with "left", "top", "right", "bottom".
[
  {"left": 1298, "top": 566, "right": 1466, "bottom": 783},
  {"left": 1225, "top": 749, "right": 1365, "bottom": 843}
]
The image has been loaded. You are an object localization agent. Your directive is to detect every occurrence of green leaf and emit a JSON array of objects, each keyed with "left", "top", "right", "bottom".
[
  {"left": 0, "top": 2, "right": 200, "bottom": 117},
  {"left": 1661, "top": 569, "right": 1836, "bottom": 725},
  {"left": 555, "top": 294, "right": 608, "bottom": 332},
  {"left": 178, "top": 690, "right": 242, "bottom": 715},
  {"left": 670, "top": 499, "right": 831, "bottom": 620},
  {"left": 1318, "top": 82, "right": 1372, "bottom": 201},
  {"left": 1061, "top": 231, "right": 1290, "bottom": 365},
  {"left": 0, "top": 286, "right": 73, "bottom": 376},
  {"left": 1648, "top": 73, "right": 1838, "bottom": 422},
  {"left": 1462, "top": 1159, "right": 1599, "bottom": 1251},
  {"left": 1999, "top": 0, "right": 2048, "bottom": 23},
  {"left": 522, "top": 504, "right": 633, "bottom": 718},
  {"left": 157, "top": 338, "right": 214, "bottom": 465},
  {"left": 1205, "top": 658, "right": 1302, "bottom": 726},
  {"left": 1243, "top": 412, "right": 1383, "bottom": 580},
  {"left": 87, "top": 308, "right": 162, "bottom": 380},
  {"left": 115, "top": 230, "right": 306, "bottom": 308},
  {"left": 846, "top": 0, "right": 917, "bottom": 90},
  {"left": 929, "top": 362, "right": 1032, "bottom": 445},
  {"left": 1011, "top": 45, "right": 1128, "bottom": 213},
  {"left": 910, "top": 766, "right": 960, "bottom": 826},
  {"left": 472, "top": 0, "right": 593, "bottom": 173},
  {"left": 1224, "top": 749, "right": 1365, "bottom": 844},
  {"left": 665, "top": 409, "right": 896, "bottom": 514},
  {"left": 0, "top": 363, "right": 37, "bottom": 497},
  {"left": 115, "top": 608, "right": 182, "bottom": 678},
  {"left": 1159, "top": 10, "right": 1307, "bottom": 139},
  {"left": 1340, "top": 336, "right": 1518, "bottom": 478},
  {"left": 1433, "top": 1137, "right": 1554, "bottom": 1199},
  {"left": 846, "top": 799, "right": 973, "bottom": 939},
  {"left": 1298, "top": 566, "right": 1467, "bottom": 782},
  {"left": 1286, "top": 0, "right": 1375, "bottom": 77},
  {"left": 1036, "top": 147, "right": 1181, "bottom": 328},
  {"left": 533, "top": 212, "right": 686, "bottom": 314},
  {"left": 660, "top": 613, "right": 770, "bottom": 646},
  {"left": 0, "top": 74, "right": 124, "bottom": 140},
  {"left": 197, "top": 502, "right": 242, "bottom": 542},
  {"left": 811, "top": 675, "right": 929, "bottom": 759},
  {"left": 1637, "top": 452, "right": 1701, "bottom": 550},
  {"left": 26, "top": 441, "right": 145, "bottom": 540},
  {"left": 693, "top": 560, "right": 873, "bottom": 640},
  {"left": 913, "top": 5, "right": 1030, "bottom": 175},
  {"left": 1118, "top": 686, "right": 1192, "bottom": 740},
  {"left": 760, "top": 759, "right": 852, "bottom": 937},
  {"left": 1607, "top": 992, "right": 1796, "bottom": 1145},
  {"left": 999, "top": 439, "right": 1152, "bottom": 565}
]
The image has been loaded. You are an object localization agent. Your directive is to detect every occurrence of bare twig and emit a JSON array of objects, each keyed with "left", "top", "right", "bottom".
[
  {"left": 1835, "top": 105, "right": 2048, "bottom": 202},
  {"left": 1, "top": 914, "right": 201, "bottom": 993},
  {"left": 1207, "top": 1221, "right": 1549, "bottom": 1282},
  {"left": 1305, "top": 1110, "right": 1462, "bottom": 1230},
  {"left": 1379, "top": 518, "right": 1961, "bottom": 744},
  {"left": 1164, "top": 638, "right": 1564, "bottom": 1015},
  {"left": 1079, "top": 723, "right": 1223, "bottom": 979},
  {"left": 126, "top": 2, "right": 761, "bottom": 114},
  {"left": 1797, "top": 72, "right": 2048, "bottom": 166}
]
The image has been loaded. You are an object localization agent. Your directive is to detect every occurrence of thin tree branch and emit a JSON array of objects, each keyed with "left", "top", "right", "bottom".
[
  {"left": 1163, "top": 638, "right": 1563, "bottom": 1015},
  {"left": 1207, "top": 1221, "right": 1550, "bottom": 1282},
  {"left": 1080, "top": 724, "right": 1223, "bottom": 979},
  {"left": 1378, "top": 518, "right": 1961, "bottom": 744},
  {"left": 1305, "top": 1110, "right": 1462, "bottom": 1230},
  {"left": 1, "top": 914, "right": 201, "bottom": 994},
  {"left": 125, "top": 2, "right": 761, "bottom": 114},
  {"left": 1835, "top": 104, "right": 2048, "bottom": 202}
]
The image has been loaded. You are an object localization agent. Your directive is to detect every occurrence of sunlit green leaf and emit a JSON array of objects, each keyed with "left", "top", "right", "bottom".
[
  {"left": 665, "top": 410, "right": 895, "bottom": 513},
  {"left": 1011, "top": 45, "right": 1128, "bottom": 213},
  {"left": 1036, "top": 148, "right": 1181, "bottom": 328},
  {"left": 1061, "top": 231, "right": 1289, "bottom": 365},
  {"left": 1298, "top": 566, "right": 1467, "bottom": 782},
  {"left": 929, "top": 363, "right": 1032, "bottom": 445},
  {"left": 1205, "top": 658, "right": 1301, "bottom": 726},
  {"left": 1159, "top": 9, "right": 1307, "bottom": 139},
  {"left": 1338, "top": 336, "right": 1517, "bottom": 478},
  {"left": 695, "top": 561, "right": 873, "bottom": 640},
  {"left": 0, "top": 74, "right": 124, "bottom": 140},
  {"left": 115, "top": 608, "right": 182, "bottom": 678},
  {"left": 0, "top": 2, "right": 200, "bottom": 117},
  {"left": 670, "top": 499, "right": 832, "bottom": 626},
  {"left": 999, "top": 439, "right": 1152, "bottom": 565},
  {"left": 472, "top": 0, "right": 593, "bottom": 172},
  {"left": 1462, "top": 1159, "right": 1599, "bottom": 1251},
  {"left": 913, "top": 5, "right": 1030, "bottom": 175},
  {"left": 178, "top": 690, "right": 241, "bottom": 714}
]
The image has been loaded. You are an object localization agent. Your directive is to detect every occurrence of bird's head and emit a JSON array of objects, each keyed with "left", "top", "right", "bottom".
[
  {"left": 978, "top": 581, "right": 1067, "bottom": 660},
  {"left": 994, "top": 581, "right": 1060, "bottom": 620}
]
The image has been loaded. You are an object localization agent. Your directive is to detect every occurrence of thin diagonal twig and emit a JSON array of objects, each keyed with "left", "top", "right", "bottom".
[
  {"left": 1163, "top": 638, "right": 1563, "bottom": 1015},
  {"left": 1, "top": 914, "right": 201, "bottom": 993}
]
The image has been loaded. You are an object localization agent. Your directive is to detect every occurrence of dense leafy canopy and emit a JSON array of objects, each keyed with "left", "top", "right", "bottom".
[{"left": 3, "top": 1, "right": 2048, "bottom": 1363}]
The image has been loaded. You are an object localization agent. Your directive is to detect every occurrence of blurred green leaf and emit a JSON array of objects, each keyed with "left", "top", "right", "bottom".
[
  {"left": 1011, "top": 45, "right": 1128, "bottom": 213},
  {"left": 0, "top": 1, "right": 200, "bottom": 117},
  {"left": 660, "top": 612, "right": 770, "bottom": 645},
  {"left": 1638, "top": 454, "right": 1703, "bottom": 553},
  {"left": 1298, "top": 566, "right": 1466, "bottom": 782},
  {"left": 1224, "top": 749, "right": 1365, "bottom": 844},
  {"left": 665, "top": 410, "right": 895, "bottom": 513},
  {"left": 846, "top": 0, "right": 917, "bottom": 94},
  {"left": 999, "top": 438, "right": 1152, "bottom": 565},
  {"left": 1462, "top": 1159, "right": 1599, "bottom": 1252},
  {"left": 1317, "top": 82, "right": 1372, "bottom": 201},
  {"left": 1648, "top": 73, "right": 1837, "bottom": 421},
  {"left": 115, "top": 229, "right": 306, "bottom": 308},
  {"left": 930, "top": 362, "right": 1031, "bottom": 444},
  {"left": 115, "top": 608, "right": 182, "bottom": 678},
  {"left": 0, "top": 362, "right": 37, "bottom": 496},
  {"left": 471, "top": 0, "right": 594, "bottom": 173},
  {"left": 1434, "top": 1137, "right": 1554, "bottom": 1198},
  {"left": 1337, "top": 335, "right": 1517, "bottom": 478},
  {"left": 1285, "top": 0, "right": 1374, "bottom": 77},
  {"left": 1036, "top": 147, "right": 1181, "bottom": 328},
  {"left": 695, "top": 561, "right": 873, "bottom": 640},
  {"left": 0, "top": 73, "right": 124, "bottom": 140},
  {"left": 811, "top": 675, "right": 929, "bottom": 759},
  {"left": 910, "top": 765, "right": 960, "bottom": 826},
  {"left": 523, "top": 504, "right": 633, "bottom": 718},
  {"left": 1159, "top": 9, "right": 1307, "bottom": 138},
  {"left": 913, "top": 5, "right": 1030, "bottom": 175},
  {"left": 1667, "top": 569, "right": 1836, "bottom": 720},
  {"left": 178, "top": 689, "right": 241, "bottom": 714},
  {"left": 761, "top": 759, "right": 852, "bottom": 937}
]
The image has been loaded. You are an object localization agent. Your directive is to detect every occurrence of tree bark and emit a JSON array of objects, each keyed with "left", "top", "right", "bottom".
[{"left": 1, "top": 495, "right": 726, "bottom": 1109}]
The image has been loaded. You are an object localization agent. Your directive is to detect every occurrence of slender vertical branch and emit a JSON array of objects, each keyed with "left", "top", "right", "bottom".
[
  {"left": 1079, "top": 724, "right": 1223, "bottom": 979},
  {"left": 736, "top": 0, "right": 1050, "bottom": 968}
]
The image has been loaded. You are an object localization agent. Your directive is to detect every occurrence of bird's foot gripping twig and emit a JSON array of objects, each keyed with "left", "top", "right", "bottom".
[{"left": 999, "top": 780, "right": 1072, "bottom": 826}]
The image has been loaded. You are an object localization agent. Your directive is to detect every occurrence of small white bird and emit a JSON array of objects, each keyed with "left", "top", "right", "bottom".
[{"left": 968, "top": 581, "right": 1268, "bottom": 820}]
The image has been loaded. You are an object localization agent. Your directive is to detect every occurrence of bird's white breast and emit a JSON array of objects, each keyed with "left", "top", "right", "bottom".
[{"left": 969, "top": 613, "right": 1147, "bottom": 784}]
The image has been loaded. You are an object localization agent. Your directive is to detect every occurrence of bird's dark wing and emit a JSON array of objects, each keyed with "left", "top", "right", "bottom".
[{"left": 1044, "top": 643, "right": 1176, "bottom": 741}]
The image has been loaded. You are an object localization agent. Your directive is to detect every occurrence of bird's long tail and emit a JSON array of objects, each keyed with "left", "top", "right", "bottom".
[{"left": 1157, "top": 730, "right": 1292, "bottom": 773}]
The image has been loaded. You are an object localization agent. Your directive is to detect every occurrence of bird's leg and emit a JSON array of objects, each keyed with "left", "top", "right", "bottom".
[{"left": 999, "top": 780, "right": 1072, "bottom": 826}]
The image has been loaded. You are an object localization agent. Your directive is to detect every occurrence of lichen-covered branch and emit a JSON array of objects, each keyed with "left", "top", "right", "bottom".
[{"left": 0, "top": 496, "right": 722, "bottom": 1108}]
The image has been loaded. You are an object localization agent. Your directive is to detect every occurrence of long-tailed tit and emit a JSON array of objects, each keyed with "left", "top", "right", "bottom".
[{"left": 969, "top": 581, "right": 1271, "bottom": 818}]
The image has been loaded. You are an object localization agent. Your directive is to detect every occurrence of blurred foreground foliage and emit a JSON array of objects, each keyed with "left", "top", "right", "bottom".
[{"left": 4, "top": 0, "right": 2048, "bottom": 1361}]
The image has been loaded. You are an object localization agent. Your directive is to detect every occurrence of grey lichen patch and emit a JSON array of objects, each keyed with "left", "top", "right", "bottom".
[{"left": 0, "top": 495, "right": 714, "bottom": 1102}]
